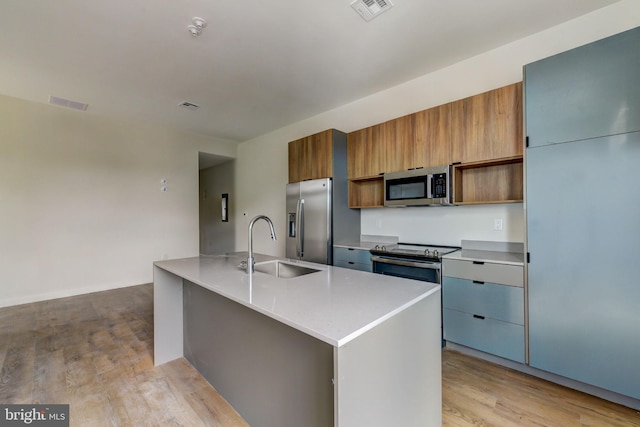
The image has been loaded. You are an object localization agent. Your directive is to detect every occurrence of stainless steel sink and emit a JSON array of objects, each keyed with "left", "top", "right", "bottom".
[{"left": 253, "top": 260, "right": 322, "bottom": 278}]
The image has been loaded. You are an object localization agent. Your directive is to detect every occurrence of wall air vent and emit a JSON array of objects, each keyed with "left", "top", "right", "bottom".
[
  {"left": 49, "top": 96, "right": 88, "bottom": 111},
  {"left": 350, "top": 0, "right": 394, "bottom": 22},
  {"left": 178, "top": 101, "right": 200, "bottom": 110}
]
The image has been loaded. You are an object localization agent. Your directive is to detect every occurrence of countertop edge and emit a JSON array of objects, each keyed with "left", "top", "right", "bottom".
[
  {"left": 154, "top": 256, "right": 438, "bottom": 348},
  {"left": 335, "top": 286, "right": 440, "bottom": 346}
]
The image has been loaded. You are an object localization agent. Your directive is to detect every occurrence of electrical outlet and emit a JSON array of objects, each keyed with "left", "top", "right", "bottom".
[{"left": 493, "top": 218, "right": 504, "bottom": 231}]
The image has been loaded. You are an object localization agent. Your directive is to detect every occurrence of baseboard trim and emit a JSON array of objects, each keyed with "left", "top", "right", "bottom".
[{"left": 0, "top": 280, "right": 150, "bottom": 308}]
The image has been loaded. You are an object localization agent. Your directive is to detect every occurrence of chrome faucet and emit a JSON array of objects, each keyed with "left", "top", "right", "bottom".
[{"left": 247, "top": 215, "right": 277, "bottom": 273}]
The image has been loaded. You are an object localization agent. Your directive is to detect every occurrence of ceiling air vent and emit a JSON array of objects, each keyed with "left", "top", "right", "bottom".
[
  {"left": 350, "top": 0, "right": 394, "bottom": 22},
  {"left": 178, "top": 101, "right": 200, "bottom": 110},
  {"left": 49, "top": 96, "right": 88, "bottom": 111}
]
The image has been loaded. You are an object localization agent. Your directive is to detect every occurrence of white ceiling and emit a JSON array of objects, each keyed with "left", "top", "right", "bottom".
[{"left": 0, "top": 0, "right": 620, "bottom": 142}]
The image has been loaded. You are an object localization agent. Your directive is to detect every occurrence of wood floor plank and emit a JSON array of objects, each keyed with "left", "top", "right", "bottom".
[
  {"left": 442, "top": 349, "right": 640, "bottom": 426},
  {"left": 1, "top": 284, "right": 639, "bottom": 426},
  {"left": 0, "top": 335, "right": 37, "bottom": 403}
]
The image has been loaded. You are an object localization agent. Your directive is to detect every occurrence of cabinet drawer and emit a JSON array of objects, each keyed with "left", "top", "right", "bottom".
[
  {"left": 333, "top": 260, "right": 372, "bottom": 272},
  {"left": 443, "top": 259, "right": 523, "bottom": 287},
  {"left": 333, "top": 247, "right": 372, "bottom": 265},
  {"left": 442, "top": 277, "right": 524, "bottom": 325},
  {"left": 444, "top": 308, "right": 524, "bottom": 363}
]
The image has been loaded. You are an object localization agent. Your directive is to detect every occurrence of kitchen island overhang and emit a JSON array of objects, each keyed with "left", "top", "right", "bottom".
[{"left": 154, "top": 252, "right": 442, "bottom": 427}]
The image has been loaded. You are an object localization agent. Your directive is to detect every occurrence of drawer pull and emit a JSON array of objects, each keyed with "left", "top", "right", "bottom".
[
  {"left": 348, "top": 261, "right": 354, "bottom": 264},
  {"left": 473, "top": 314, "right": 485, "bottom": 320},
  {"left": 348, "top": 248, "right": 354, "bottom": 251},
  {"left": 473, "top": 280, "right": 485, "bottom": 285},
  {"left": 472, "top": 261, "right": 485, "bottom": 265}
]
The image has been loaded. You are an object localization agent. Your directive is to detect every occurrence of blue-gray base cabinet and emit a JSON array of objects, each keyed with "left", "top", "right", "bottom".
[
  {"left": 443, "top": 258, "right": 524, "bottom": 363},
  {"left": 333, "top": 246, "right": 372, "bottom": 272}
]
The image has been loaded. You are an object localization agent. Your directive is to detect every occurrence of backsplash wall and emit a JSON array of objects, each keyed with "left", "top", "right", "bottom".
[{"left": 360, "top": 203, "right": 524, "bottom": 246}]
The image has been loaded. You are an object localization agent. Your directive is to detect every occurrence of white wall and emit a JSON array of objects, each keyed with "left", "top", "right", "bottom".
[
  {"left": 235, "top": 1, "right": 640, "bottom": 254},
  {"left": 0, "top": 94, "right": 236, "bottom": 307},
  {"left": 235, "top": 134, "right": 289, "bottom": 256}
]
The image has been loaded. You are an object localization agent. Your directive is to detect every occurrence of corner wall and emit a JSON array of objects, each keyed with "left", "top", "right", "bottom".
[
  {"left": 235, "top": 1, "right": 640, "bottom": 254},
  {"left": 0, "top": 94, "right": 236, "bottom": 307}
]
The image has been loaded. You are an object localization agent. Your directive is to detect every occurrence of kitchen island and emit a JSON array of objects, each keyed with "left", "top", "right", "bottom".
[{"left": 154, "top": 252, "right": 441, "bottom": 427}]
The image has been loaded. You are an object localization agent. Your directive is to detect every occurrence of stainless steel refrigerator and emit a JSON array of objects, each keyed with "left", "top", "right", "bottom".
[
  {"left": 525, "top": 26, "right": 640, "bottom": 401},
  {"left": 285, "top": 175, "right": 361, "bottom": 265},
  {"left": 286, "top": 178, "right": 333, "bottom": 264}
]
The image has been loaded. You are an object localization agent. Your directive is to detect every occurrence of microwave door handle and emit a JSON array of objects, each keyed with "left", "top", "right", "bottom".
[{"left": 426, "top": 174, "right": 433, "bottom": 199}]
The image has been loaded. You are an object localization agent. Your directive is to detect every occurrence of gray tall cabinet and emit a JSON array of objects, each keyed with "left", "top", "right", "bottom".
[{"left": 525, "top": 27, "right": 640, "bottom": 400}]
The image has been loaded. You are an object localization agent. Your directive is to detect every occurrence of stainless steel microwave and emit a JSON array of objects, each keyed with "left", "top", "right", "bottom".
[{"left": 383, "top": 165, "right": 451, "bottom": 206}]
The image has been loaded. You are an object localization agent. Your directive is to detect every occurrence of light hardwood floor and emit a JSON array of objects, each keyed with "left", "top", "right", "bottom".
[{"left": 1, "top": 284, "right": 638, "bottom": 426}]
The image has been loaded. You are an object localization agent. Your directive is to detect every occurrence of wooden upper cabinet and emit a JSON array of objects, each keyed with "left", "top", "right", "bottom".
[
  {"left": 414, "top": 104, "right": 451, "bottom": 167},
  {"left": 347, "top": 127, "right": 382, "bottom": 179},
  {"left": 288, "top": 138, "right": 303, "bottom": 183},
  {"left": 451, "top": 82, "right": 523, "bottom": 163},
  {"left": 288, "top": 130, "right": 333, "bottom": 183},
  {"left": 377, "top": 114, "right": 415, "bottom": 173}
]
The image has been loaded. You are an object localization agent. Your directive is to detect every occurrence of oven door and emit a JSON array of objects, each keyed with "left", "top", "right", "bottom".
[{"left": 371, "top": 255, "right": 441, "bottom": 284}]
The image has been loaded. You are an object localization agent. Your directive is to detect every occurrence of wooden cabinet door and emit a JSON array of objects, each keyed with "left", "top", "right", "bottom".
[
  {"left": 414, "top": 104, "right": 451, "bottom": 167},
  {"left": 451, "top": 82, "right": 523, "bottom": 163},
  {"left": 288, "top": 130, "right": 333, "bottom": 183},
  {"left": 288, "top": 137, "right": 304, "bottom": 183},
  {"left": 347, "top": 127, "right": 382, "bottom": 179},
  {"left": 307, "top": 130, "right": 333, "bottom": 180},
  {"left": 377, "top": 114, "right": 415, "bottom": 173}
]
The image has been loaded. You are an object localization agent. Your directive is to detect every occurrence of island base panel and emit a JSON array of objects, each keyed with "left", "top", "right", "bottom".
[
  {"left": 183, "top": 280, "right": 334, "bottom": 427},
  {"left": 153, "top": 266, "right": 184, "bottom": 365},
  {"left": 335, "top": 292, "right": 442, "bottom": 427}
]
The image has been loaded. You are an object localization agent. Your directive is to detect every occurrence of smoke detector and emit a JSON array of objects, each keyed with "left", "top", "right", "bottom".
[
  {"left": 350, "top": 0, "right": 394, "bottom": 22},
  {"left": 188, "top": 17, "right": 207, "bottom": 37}
]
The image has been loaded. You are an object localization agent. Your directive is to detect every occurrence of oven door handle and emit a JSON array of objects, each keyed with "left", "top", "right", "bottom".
[{"left": 371, "top": 256, "right": 441, "bottom": 270}]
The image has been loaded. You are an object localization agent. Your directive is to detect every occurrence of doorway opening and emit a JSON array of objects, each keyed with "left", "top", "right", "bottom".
[{"left": 199, "top": 152, "right": 235, "bottom": 255}]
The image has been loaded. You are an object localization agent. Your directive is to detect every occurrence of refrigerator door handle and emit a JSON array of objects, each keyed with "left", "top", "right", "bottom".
[
  {"left": 298, "top": 199, "right": 304, "bottom": 257},
  {"left": 295, "top": 199, "right": 301, "bottom": 257}
]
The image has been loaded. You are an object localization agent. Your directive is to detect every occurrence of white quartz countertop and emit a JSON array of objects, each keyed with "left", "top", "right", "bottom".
[
  {"left": 333, "top": 241, "right": 381, "bottom": 250},
  {"left": 154, "top": 252, "right": 439, "bottom": 347},
  {"left": 334, "top": 235, "right": 398, "bottom": 250}
]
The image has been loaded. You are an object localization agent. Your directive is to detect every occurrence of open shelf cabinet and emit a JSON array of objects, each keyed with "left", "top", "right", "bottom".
[
  {"left": 452, "top": 156, "right": 523, "bottom": 205},
  {"left": 348, "top": 176, "right": 384, "bottom": 208}
]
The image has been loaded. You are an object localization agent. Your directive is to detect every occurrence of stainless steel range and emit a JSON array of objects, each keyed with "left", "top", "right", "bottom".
[{"left": 370, "top": 243, "right": 460, "bottom": 284}]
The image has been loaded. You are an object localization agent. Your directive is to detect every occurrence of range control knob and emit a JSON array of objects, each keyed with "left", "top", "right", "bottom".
[
  {"left": 374, "top": 245, "right": 380, "bottom": 250},
  {"left": 433, "top": 249, "right": 439, "bottom": 258},
  {"left": 381, "top": 245, "right": 386, "bottom": 251},
  {"left": 424, "top": 249, "right": 431, "bottom": 256}
]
